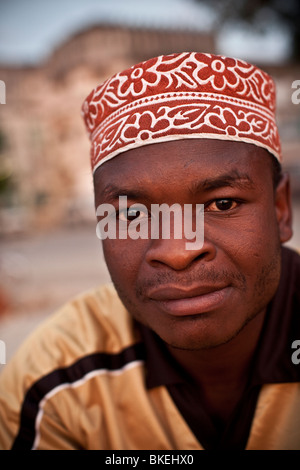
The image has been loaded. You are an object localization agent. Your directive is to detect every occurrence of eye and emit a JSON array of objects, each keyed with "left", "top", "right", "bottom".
[
  {"left": 118, "top": 206, "right": 148, "bottom": 222},
  {"left": 205, "top": 199, "right": 239, "bottom": 212}
]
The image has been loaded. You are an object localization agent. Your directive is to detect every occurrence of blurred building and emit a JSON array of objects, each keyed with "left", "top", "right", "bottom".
[
  {"left": 0, "top": 23, "right": 299, "bottom": 236},
  {"left": 0, "top": 25, "right": 215, "bottom": 234}
]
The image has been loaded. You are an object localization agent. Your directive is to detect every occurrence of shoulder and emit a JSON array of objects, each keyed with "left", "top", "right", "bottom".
[
  {"left": 0, "top": 284, "right": 144, "bottom": 449},
  {"left": 6, "top": 283, "right": 137, "bottom": 377},
  {"left": 0, "top": 283, "right": 139, "bottom": 415}
]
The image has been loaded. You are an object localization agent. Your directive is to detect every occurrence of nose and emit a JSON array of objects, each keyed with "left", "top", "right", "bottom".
[{"left": 145, "top": 236, "right": 217, "bottom": 271}]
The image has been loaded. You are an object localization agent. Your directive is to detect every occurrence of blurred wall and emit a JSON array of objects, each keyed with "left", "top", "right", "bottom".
[
  {"left": 0, "top": 21, "right": 299, "bottom": 329},
  {"left": 0, "top": 26, "right": 216, "bottom": 234}
]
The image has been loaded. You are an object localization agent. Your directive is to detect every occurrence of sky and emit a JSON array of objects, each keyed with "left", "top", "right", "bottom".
[{"left": 0, "top": 0, "right": 292, "bottom": 66}]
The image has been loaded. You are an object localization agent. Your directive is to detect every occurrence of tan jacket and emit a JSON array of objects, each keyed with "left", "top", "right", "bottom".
[{"left": 0, "top": 284, "right": 300, "bottom": 450}]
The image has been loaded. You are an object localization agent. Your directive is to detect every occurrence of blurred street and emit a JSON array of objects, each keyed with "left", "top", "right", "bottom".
[{"left": 0, "top": 222, "right": 111, "bottom": 364}]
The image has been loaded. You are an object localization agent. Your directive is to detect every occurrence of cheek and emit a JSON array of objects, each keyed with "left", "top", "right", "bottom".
[
  {"left": 244, "top": 209, "right": 280, "bottom": 258},
  {"left": 102, "top": 239, "right": 147, "bottom": 287},
  {"left": 213, "top": 209, "right": 281, "bottom": 292},
  {"left": 208, "top": 202, "right": 279, "bottom": 261},
  {"left": 213, "top": 202, "right": 279, "bottom": 251}
]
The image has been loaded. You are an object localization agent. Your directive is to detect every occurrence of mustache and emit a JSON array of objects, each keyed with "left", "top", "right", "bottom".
[{"left": 136, "top": 268, "right": 246, "bottom": 298}]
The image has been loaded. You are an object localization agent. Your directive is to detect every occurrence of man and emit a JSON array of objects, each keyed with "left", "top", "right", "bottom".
[{"left": 0, "top": 52, "right": 299, "bottom": 450}]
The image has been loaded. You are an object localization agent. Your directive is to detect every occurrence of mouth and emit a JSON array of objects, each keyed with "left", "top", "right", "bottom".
[{"left": 148, "top": 285, "right": 231, "bottom": 316}]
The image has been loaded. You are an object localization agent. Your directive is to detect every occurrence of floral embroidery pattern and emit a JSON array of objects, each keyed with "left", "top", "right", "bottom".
[{"left": 82, "top": 52, "right": 281, "bottom": 172}]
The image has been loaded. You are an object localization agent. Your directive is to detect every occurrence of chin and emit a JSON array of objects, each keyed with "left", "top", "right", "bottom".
[
  {"left": 146, "top": 315, "right": 239, "bottom": 351},
  {"left": 157, "top": 330, "right": 236, "bottom": 351},
  {"left": 151, "top": 308, "right": 262, "bottom": 352}
]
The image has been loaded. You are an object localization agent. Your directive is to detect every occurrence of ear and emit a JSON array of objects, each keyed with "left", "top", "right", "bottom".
[{"left": 275, "top": 173, "right": 293, "bottom": 244}]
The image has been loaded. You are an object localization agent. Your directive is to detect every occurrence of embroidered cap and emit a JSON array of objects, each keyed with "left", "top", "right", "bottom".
[{"left": 81, "top": 52, "right": 281, "bottom": 173}]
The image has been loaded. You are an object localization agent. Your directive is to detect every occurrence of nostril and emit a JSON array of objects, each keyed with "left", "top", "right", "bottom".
[
  {"left": 194, "top": 252, "right": 206, "bottom": 262},
  {"left": 146, "top": 238, "right": 216, "bottom": 271}
]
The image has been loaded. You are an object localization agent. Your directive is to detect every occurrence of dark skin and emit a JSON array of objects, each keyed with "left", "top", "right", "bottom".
[{"left": 94, "top": 138, "right": 293, "bottom": 428}]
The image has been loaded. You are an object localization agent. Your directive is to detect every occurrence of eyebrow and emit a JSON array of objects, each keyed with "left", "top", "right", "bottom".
[
  {"left": 98, "top": 170, "right": 255, "bottom": 202},
  {"left": 189, "top": 170, "right": 255, "bottom": 194},
  {"left": 99, "top": 184, "right": 151, "bottom": 202}
]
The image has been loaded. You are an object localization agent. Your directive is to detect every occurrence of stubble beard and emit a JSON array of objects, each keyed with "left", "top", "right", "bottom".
[{"left": 109, "top": 243, "right": 282, "bottom": 352}]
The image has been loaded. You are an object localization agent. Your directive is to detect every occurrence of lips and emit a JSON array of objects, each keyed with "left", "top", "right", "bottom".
[{"left": 148, "top": 285, "right": 231, "bottom": 316}]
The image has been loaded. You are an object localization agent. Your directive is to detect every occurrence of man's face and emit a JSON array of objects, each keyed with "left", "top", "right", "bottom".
[{"left": 94, "top": 139, "right": 292, "bottom": 350}]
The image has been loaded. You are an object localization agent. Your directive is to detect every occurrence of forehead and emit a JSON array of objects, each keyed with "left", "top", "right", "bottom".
[{"left": 93, "top": 139, "right": 272, "bottom": 192}]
